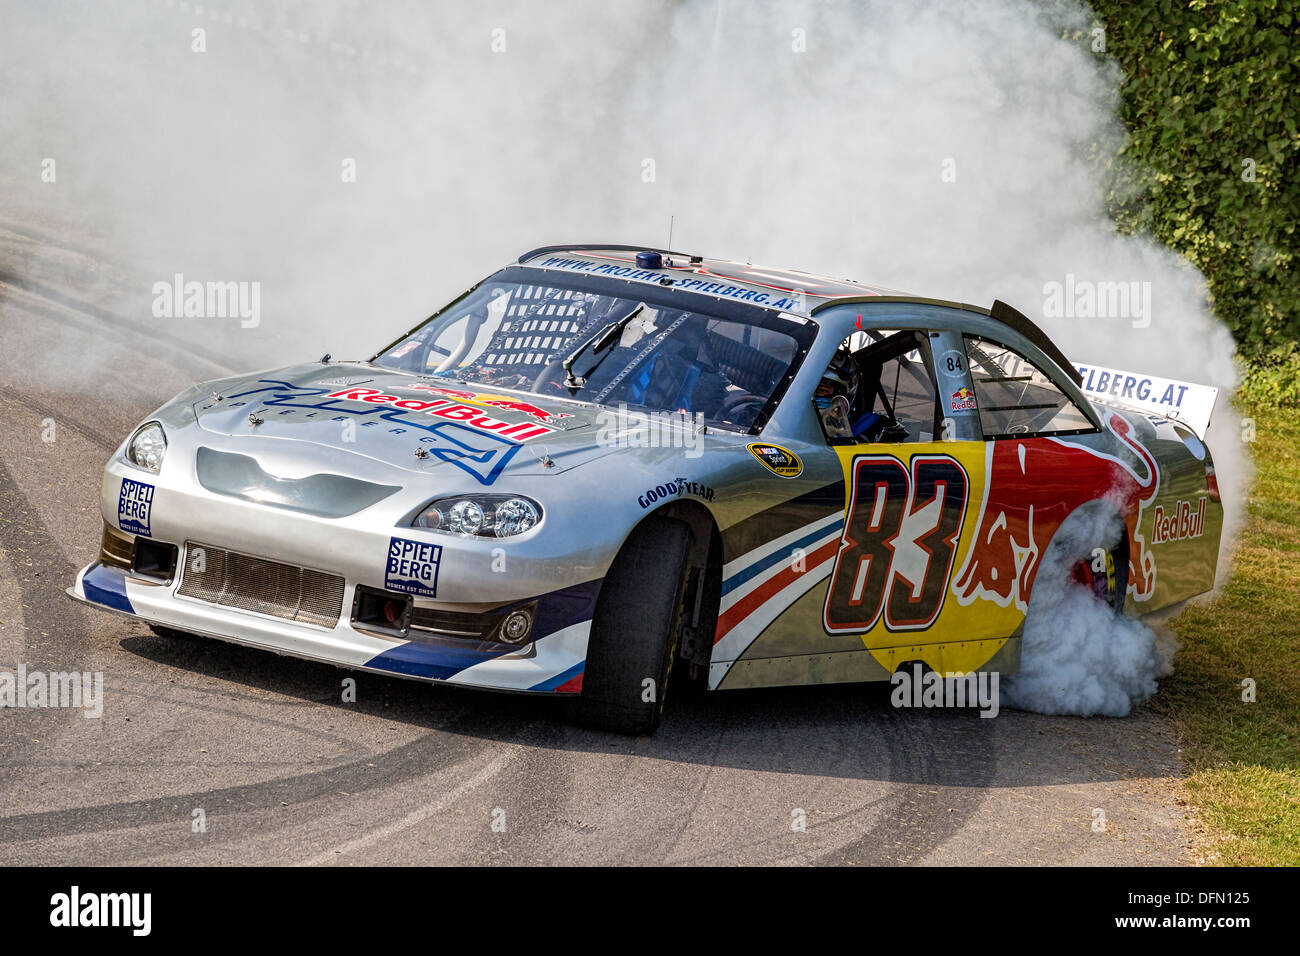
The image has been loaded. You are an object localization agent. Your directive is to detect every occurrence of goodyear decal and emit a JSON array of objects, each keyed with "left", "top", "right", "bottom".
[
  {"left": 638, "top": 478, "right": 715, "bottom": 509},
  {"left": 747, "top": 442, "right": 802, "bottom": 478},
  {"left": 117, "top": 478, "right": 154, "bottom": 536}
]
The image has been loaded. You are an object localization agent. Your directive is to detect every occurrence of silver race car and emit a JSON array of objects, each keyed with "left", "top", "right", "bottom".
[{"left": 71, "top": 245, "right": 1224, "bottom": 732}]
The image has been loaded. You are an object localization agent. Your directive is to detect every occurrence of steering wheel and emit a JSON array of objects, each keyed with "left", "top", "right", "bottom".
[{"left": 717, "top": 390, "right": 762, "bottom": 417}]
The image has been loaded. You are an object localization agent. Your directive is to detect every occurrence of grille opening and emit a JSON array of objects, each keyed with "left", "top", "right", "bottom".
[
  {"left": 178, "top": 542, "right": 344, "bottom": 629},
  {"left": 352, "top": 586, "right": 412, "bottom": 638},
  {"left": 132, "top": 538, "right": 178, "bottom": 583}
]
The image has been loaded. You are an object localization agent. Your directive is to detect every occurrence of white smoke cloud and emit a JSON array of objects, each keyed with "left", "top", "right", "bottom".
[
  {"left": 1002, "top": 500, "right": 1164, "bottom": 716},
  {"left": 0, "top": 0, "right": 1248, "bottom": 705}
]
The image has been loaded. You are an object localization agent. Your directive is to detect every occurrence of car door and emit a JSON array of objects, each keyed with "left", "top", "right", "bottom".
[
  {"left": 712, "top": 319, "right": 1114, "bottom": 690},
  {"left": 713, "top": 326, "right": 986, "bottom": 688}
]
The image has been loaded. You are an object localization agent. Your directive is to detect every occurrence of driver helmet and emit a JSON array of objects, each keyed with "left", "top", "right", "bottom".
[
  {"left": 815, "top": 348, "right": 860, "bottom": 435},
  {"left": 815, "top": 349, "right": 860, "bottom": 406}
]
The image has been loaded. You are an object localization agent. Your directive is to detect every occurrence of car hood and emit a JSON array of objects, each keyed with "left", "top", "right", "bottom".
[{"left": 189, "top": 363, "right": 619, "bottom": 480}]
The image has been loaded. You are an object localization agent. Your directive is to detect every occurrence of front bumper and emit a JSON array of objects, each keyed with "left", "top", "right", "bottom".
[{"left": 69, "top": 558, "right": 591, "bottom": 693}]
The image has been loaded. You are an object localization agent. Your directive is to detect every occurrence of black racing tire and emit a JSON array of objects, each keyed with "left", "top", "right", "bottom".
[{"left": 570, "top": 516, "right": 691, "bottom": 735}]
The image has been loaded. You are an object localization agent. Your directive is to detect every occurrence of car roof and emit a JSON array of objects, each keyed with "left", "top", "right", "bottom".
[
  {"left": 515, "top": 244, "right": 1080, "bottom": 388},
  {"left": 517, "top": 244, "right": 908, "bottom": 307}
]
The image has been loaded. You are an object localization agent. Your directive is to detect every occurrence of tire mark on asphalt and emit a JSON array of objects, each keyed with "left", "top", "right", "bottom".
[
  {"left": 42, "top": 671, "right": 386, "bottom": 755},
  {"left": 0, "top": 276, "right": 240, "bottom": 378},
  {"left": 298, "top": 745, "right": 520, "bottom": 866},
  {"left": 0, "top": 453, "right": 95, "bottom": 773},
  {"left": 0, "top": 385, "right": 120, "bottom": 454},
  {"left": 0, "top": 715, "right": 489, "bottom": 847},
  {"left": 646, "top": 700, "right": 737, "bottom": 865},
  {"left": 459, "top": 721, "right": 577, "bottom": 865},
  {"left": 818, "top": 712, "right": 997, "bottom": 865},
  {"left": 0, "top": 220, "right": 134, "bottom": 272}
]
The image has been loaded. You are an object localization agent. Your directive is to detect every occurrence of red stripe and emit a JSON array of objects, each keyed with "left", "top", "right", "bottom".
[
  {"left": 554, "top": 671, "right": 584, "bottom": 694},
  {"left": 714, "top": 537, "right": 841, "bottom": 644}
]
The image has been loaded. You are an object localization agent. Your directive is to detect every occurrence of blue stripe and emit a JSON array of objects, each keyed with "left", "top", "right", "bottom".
[
  {"left": 530, "top": 660, "right": 584, "bottom": 692},
  {"left": 721, "top": 518, "right": 843, "bottom": 596},
  {"left": 82, "top": 564, "right": 135, "bottom": 614},
  {"left": 362, "top": 579, "right": 602, "bottom": 682},
  {"left": 363, "top": 640, "right": 514, "bottom": 680}
]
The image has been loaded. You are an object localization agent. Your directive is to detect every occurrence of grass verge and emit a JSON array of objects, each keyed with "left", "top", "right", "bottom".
[{"left": 1157, "top": 400, "right": 1300, "bottom": 865}]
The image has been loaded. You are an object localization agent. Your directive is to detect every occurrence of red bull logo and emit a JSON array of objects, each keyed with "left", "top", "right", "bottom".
[
  {"left": 951, "top": 412, "right": 1160, "bottom": 612},
  {"left": 410, "top": 384, "right": 571, "bottom": 424},
  {"left": 325, "top": 387, "right": 555, "bottom": 442},
  {"left": 950, "top": 387, "right": 977, "bottom": 412}
]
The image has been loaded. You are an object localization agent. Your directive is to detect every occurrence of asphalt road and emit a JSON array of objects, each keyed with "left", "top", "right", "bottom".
[{"left": 0, "top": 219, "right": 1195, "bottom": 865}]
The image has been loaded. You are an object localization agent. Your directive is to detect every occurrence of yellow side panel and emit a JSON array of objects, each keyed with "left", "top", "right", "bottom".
[{"left": 828, "top": 442, "right": 1022, "bottom": 675}]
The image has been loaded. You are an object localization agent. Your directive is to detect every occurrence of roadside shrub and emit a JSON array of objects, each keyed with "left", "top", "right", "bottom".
[{"left": 1086, "top": 0, "right": 1299, "bottom": 402}]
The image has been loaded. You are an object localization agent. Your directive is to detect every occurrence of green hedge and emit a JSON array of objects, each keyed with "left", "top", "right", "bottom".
[{"left": 1084, "top": 0, "right": 1300, "bottom": 403}]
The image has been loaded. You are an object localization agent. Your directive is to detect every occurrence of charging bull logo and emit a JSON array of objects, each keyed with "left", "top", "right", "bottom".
[
  {"left": 950, "top": 387, "right": 977, "bottom": 412},
  {"left": 409, "top": 385, "right": 571, "bottom": 425},
  {"left": 952, "top": 413, "right": 1159, "bottom": 612}
]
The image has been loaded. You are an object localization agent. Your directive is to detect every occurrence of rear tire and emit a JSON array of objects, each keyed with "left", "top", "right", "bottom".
[
  {"left": 1069, "top": 540, "right": 1126, "bottom": 612},
  {"left": 570, "top": 516, "right": 691, "bottom": 734}
]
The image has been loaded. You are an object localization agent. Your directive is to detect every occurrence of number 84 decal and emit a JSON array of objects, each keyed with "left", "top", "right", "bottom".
[{"left": 823, "top": 454, "right": 969, "bottom": 634}]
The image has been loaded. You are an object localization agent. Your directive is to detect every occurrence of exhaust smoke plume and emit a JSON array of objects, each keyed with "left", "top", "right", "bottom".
[{"left": 0, "top": 0, "right": 1250, "bottom": 715}]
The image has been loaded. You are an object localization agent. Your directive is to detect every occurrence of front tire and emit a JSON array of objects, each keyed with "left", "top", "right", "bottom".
[{"left": 570, "top": 516, "right": 691, "bottom": 734}]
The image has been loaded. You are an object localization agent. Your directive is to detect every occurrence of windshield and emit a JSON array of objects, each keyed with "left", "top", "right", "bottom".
[{"left": 371, "top": 275, "right": 803, "bottom": 433}]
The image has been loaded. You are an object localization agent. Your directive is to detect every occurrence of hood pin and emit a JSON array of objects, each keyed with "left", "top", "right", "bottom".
[
  {"left": 248, "top": 412, "right": 264, "bottom": 426},
  {"left": 531, "top": 444, "right": 554, "bottom": 468}
]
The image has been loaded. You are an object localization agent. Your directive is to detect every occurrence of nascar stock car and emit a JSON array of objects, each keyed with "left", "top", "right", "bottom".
[{"left": 70, "top": 245, "right": 1223, "bottom": 732}]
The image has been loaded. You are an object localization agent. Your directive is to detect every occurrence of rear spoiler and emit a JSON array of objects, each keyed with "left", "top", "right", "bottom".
[{"left": 1074, "top": 360, "right": 1219, "bottom": 437}]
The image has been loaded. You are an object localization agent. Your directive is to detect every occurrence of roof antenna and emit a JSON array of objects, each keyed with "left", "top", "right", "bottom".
[{"left": 667, "top": 214, "right": 674, "bottom": 251}]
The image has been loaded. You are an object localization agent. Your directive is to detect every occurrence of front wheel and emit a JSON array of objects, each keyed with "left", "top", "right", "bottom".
[{"left": 569, "top": 516, "right": 691, "bottom": 734}]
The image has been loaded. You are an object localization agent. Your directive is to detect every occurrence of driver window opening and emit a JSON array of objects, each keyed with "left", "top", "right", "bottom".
[{"left": 814, "top": 329, "right": 939, "bottom": 444}]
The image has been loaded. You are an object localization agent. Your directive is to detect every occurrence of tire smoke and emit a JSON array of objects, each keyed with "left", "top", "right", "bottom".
[{"left": 1002, "top": 500, "right": 1164, "bottom": 716}]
